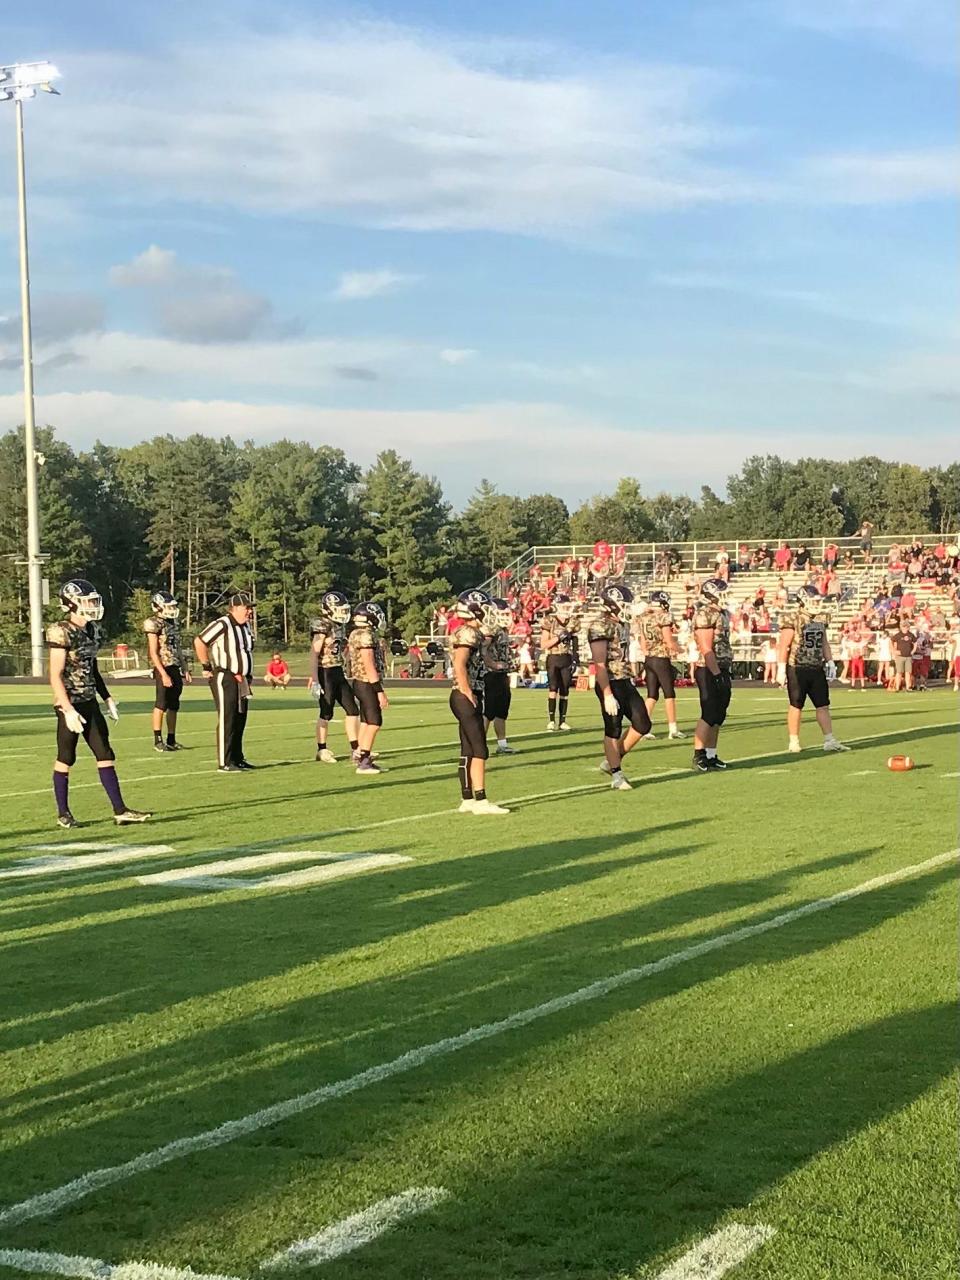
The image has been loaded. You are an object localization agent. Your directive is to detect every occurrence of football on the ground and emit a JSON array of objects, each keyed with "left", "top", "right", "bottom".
[{"left": 887, "top": 755, "right": 915, "bottom": 771}]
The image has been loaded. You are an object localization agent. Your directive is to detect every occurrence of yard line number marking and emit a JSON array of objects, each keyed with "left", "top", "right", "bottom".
[
  {"left": 0, "top": 848, "right": 954, "bottom": 1231},
  {"left": 138, "top": 850, "right": 412, "bottom": 893}
]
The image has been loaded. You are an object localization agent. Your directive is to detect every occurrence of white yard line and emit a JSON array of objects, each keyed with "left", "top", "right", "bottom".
[
  {"left": 140, "top": 853, "right": 412, "bottom": 892},
  {"left": 651, "top": 1223, "right": 776, "bottom": 1280},
  {"left": 0, "top": 1249, "right": 238, "bottom": 1280},
  {"left": 262, "top": 1186, "right": 448, "bottom": 1269},
  {"left": 0, "top": 846, "right": 174, "bottom": 881},
  {"left": 0, "top": 848, "right": 953, "bottom": 1231}
]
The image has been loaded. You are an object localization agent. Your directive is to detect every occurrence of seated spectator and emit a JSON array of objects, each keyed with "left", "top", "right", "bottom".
[
  {"left": 840, "top": 549, "right": 856, "bottom": 569},
  {"left": 819, "top": 568, "right": 839, "bottom": 596},
  {"left": 263, "top": 652, "right": 291, "bottom": 688},
  {"left": 773, "top": 577, "right": 789, "bottom": 609},
  {"left": 736, "top": 543, "right": 751, "bottom": 574},
  {"left": 715, "top": 545, "right": 731, "bottom": 582},
  {"left": 793, "top": 543, "right": 811, "bottom": 570},
  {"left": 774, "top": 541, "right": 792, "bottom": 570}
]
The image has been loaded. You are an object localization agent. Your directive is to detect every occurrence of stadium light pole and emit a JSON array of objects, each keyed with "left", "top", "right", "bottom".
[{"left": 0, "top": 61, "right": 60, "bottom": 677}]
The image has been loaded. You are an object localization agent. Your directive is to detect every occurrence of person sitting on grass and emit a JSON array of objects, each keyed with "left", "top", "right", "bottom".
[{"left": 263, "top": 652, "right": 291, "bottom": 688}]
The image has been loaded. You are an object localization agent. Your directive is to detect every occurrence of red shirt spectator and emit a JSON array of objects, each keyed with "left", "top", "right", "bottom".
[
  {"left": 824, "top": 542, "right": 839, "bottom": 567},
  {"left": 612, "top": 543, "right": 627, "bottom": 576},
  {"left": 593, "top": 540, "right": 612, "bottom": 561},
  {"left": 266, "top": 657, "right": 288, "bottom": 678},
  {"left": 774, "top": 542, "right": 792, "bottom": 570}
]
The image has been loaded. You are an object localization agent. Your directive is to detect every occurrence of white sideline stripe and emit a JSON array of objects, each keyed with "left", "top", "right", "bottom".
[
  {"left": 27, "top": 842, "right": 122, "bottom": 852},
  {"left": 138, "top": 849, "right": 377, "bottom": 885},
  {"left": 652, "top": 1223, "right": 776, "bottom": 1280},
  {"left": 0, "top": 848, "right": 954, "bottom": 1231},
  {"left": 851, "top": 770, "right": 878, "bottom": 776},
  {"left": 0, "top": 1249, "right": 238, "bottom": 1280},
  {"left": 0, "top": 846, "right": 174, "bottom": 881},
  {"left": 141, "top": 854, "right": 412, "bottom": 892},
  {"left": 942, "top": 772, "right": 959, "bottom": 778},
  {"left": 262, "top": 1186, "right": 448, "bottom": 1268}
]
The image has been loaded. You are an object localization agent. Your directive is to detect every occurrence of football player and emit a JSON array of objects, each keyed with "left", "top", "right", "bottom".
[
  {"left": 347, "top": 601, "right": 389, "bottom": 775},
  {"left": 482, "top": 596, "right": 515, "bottom": 755},
  {"left": 47, "top": 579, "right": 151, "bottom": 828},
  {"left": 540, "top": 593, "right": 578, "bottom": 731},
  {"left": 640, "top": 590, "right": 685, "bottom": 740},
  {"left": 777, "top": 585, "right": 849, "bottom": 753},
  {"left": 588, "top": 584, "right": 651, "bottom": 791},
  {"left": 144, "top": 590, "right": 191, "bottom": 752},
  {"left": 691, "top": 578, "right": 734, "bottom": 772},
  {"left": 450, "top": 589, "right": 509, "bottom": 814},
  {"left": 308, "top": 589, "right": 361, "bottom": 763}
]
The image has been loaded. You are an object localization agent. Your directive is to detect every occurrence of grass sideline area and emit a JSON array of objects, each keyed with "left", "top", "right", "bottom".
[{"left": 0, "top": 683, "right": 956, "bottom": 1279}]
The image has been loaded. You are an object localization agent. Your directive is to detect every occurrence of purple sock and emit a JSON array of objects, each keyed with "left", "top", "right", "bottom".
[
  {"left": 98, "top": 765, "right": 126, "bottom": 814},
  {"left": 53, "top": 772, "right": 69, "bottom": 816}
]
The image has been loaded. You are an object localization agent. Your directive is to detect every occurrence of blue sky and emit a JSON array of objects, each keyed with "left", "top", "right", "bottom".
[{"left": 0, "top": 0, "right": 956, "bottom": 505}]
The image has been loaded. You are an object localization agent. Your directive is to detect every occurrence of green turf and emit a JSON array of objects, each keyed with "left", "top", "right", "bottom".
[{"left": 0, "top": 682, "right": 956, "bottom": 1279}]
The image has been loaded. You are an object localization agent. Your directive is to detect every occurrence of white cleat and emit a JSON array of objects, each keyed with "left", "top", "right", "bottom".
[
  {"left": 787, "top": 741, "right": 802, "bottom": 753},
  {"left": 559, "top": 721, "right": 572, "bottom": 731},
  {"left": 316, "top": 747, "right": 338, "bottom": 763},
  {"left": 458, "top": 799, "right": 477, "bottom": 813},
  {"left": 599, "top": 759, "right": 614, "bottom": 774},
  {"left": 610, "top": 773, "right": 633, "bottom": 791},
  {"left": 471, "top": 798, "right": 510, "bottom": 815},
  {"left": 823, "top": 738, "right": 851, "bottom": 752},
  {"left": 546, "top": 721, "right": 557, "bottom": 732},
  {"left": 641, "top": 732, "right": 656, "bottom": 741},
  {"left": 668, "top": 729, "right": 686, "bottom": 739}
]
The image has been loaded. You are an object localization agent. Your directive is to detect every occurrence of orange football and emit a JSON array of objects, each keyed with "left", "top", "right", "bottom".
[{"left": 887, "top": 755, "right": 915, "bottom": 772}]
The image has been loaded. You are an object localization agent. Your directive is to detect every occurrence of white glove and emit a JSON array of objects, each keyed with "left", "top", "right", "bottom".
[
  {"left": 310, "top": 680, "right": 321, "bottom": 699},
  {"left": 105, "top": 697, "right": 120, "bottom": 722},
  {"left": 603, "top": 691, "right": 619, "bottom": 717},
  {"left": 63, "top": 707, "right": 86, "bottom": 735},
  {"left": 776, "top": 663, "right": 787, "bottom": 687}
]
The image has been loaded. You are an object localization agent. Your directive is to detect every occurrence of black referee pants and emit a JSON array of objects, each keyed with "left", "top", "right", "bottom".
[{"left": 210, "top": 671, "right": 248, "bottom": 767}]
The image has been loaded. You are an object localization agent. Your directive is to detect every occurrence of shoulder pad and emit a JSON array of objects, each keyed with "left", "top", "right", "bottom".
[
  {"left": 143, "top": 617, "right": 161, "bottom": 634},
  {"left": 45, "top": 622, "right": 70, "bottom": 648},
  {"left": 353, "top": 627, "right": 374, "bottom": 647},
  {"left": 587, "top": 621, "right": 610, "bottom": 642}
]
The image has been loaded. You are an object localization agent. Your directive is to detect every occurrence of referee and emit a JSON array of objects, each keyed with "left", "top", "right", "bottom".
[{"left": 194, "top": 592, "right": 255, "bottom": 772}]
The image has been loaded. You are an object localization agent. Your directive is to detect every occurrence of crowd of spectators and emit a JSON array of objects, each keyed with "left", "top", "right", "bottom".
[{"left": 419, "top": 532, "right": 960, "bottom": 686}]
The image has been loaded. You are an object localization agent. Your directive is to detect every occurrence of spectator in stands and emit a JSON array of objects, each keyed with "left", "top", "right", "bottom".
[
  {"left": 736, "top": 543, "right": 751, "bottom": 574},
  {"left": 752, "top": 542, "right": 772, "bottom": 570},
  {"left": 912, "top": 620, "right": 932, "bottom": 691},
  {"left": 823, "top": 541, "right": 839, "bottom": 570},
  {"left": 407, "top": 643, "right": 423, "bottom": 678},
  {"left": 760, "top": 636, "right": 778, "bottom": 684},
  {"left": 890, "top": 619, "right": 915, "bottom": 692},
  {"left": 715, "top": 546, "right": 730, "bottom": 583},
  {"left": 263, "top": 652, "right": 291, "bottom": 689},
  {"left": 840, "top": 549, "right": 856, "bottom": 570},
  {"left": 773, "top": 577, "right": 789, "bottom": 610},
  {"left": 612, "top": 543, "right": 627, "bottom": 579},
  {"left": 434, "top": 604, "right": 451, "bottom": 635},
  {"left": 819, "top": 567, "right": 839, "bottom": 596},
  {"left": 591, "top": 547, "right": 610, "bottom": 592},
  {"left": 905, "top": 550, "right": 923, "bottom": 582},
  {"left": 774, "top": 541, "right": 792, "bottom": 571},
  {"left": 859, "top": 520, "right": 874, "bottom": 563},
  {"left": 793, "top": 543, "right": 811, "bottom": 571},
  {"left": 528, "top": 563, "right": 542, "bottom": 589},
  {"left": 683, "top": 570, "right": 699, "bottom": 602}
]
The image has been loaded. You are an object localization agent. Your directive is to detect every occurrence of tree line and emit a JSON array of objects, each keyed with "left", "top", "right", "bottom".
[{"left": 0, "top": 425, "right": 957, "bottom": 645}]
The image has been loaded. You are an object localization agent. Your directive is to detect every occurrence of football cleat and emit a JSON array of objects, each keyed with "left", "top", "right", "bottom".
[
  {"left": 641, "top": 731, "right": 656, "bottom": 741},
  {"left": 496, "top": 744, "right": 516, "bottom": 755},
  {"left": 823, "top": 737, "right": 850, "bottom": 752},
  {"left": 356, "top": 758, "right": 382, "bottom": 774},
  {"left": 558, "top": 721, "right": 572, "bottom": 731},
  {"left": 546, "top": 720, "right": 556, "bottom": 732},
  {"left": 165, "top": 741, "right": 183, "bottom": 751},
  {"left": 153, "top": 740, "right": 171, "bottom": 753},
  {"left": 458, "top": 799, "right": 477, "bottom": 813},
  {"left": 114, "top": 809, "right": 152, "bottom": 824},
  {"left": 316, "top": 747, "right": 338, "bottom": 763},
  {"left": 668, "top": 729, "right": 686, "bottom": 739},
  {"left": 706, "top": 756, "right": 728, "bottom": 770},
  {"left": 471, "top": 798, "right": 510, "bottom": 814},
  {"left": 599, "top": 759, "right": 614, "bottom": 774},
  {"left": 610, "top": 773, "right": 632, "bottom": 790},
  {"left": 237, "top": 760, "right": 257, "bottom": 770},
  {"left": 56, "top": 811, "right": 78, "bottom": 829},
  {"left": 218, "top": 764, "right": 243, "bottom": 773},
  {"left": 787, "top": 740, "right": 802, "bottom": 753},
  {"left": 692, "top": 752, "right": 710, "bottom": 773}
]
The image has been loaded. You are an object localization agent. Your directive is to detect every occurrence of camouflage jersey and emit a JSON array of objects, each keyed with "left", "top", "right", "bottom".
[
  {"left": 541, "top": 613, "right": 577, "bottom": 658},
  {"left": 347, "top": 626, "right": 386, "bottom": 683},
  {"left": 449, "top": 622, "right": 485, "bottom": 694},
  {"left": 781, "top": 610, "right": 829, "bottom": 668},
  {"left": 693, "top": 604, "right": 733, "bottom": 672},
  {"left": 143, "top": 616, "right": 185, "bottom": 669},
  {"left": 638, "top": 610, "right": 676, "bottom": 659},
  {"left": 46, "top": 621, "right": 102, "bottom": 704},
  {"left": 587, "top": 616, "right": 631, "bottom": 680},
  {"left": 481, "top": 628, "right": 512, "bottom": 674},
  {"left": 311, "top": 618, "right": 347, "bottom": 669}
]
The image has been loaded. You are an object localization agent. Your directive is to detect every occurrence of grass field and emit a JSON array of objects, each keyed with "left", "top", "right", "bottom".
[{"left": 0, "top": 681, "right": 956, "bottom": 1280}]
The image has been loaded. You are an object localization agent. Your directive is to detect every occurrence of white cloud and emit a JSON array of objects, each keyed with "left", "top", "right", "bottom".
[
  {"left": 24, "top": 28, "right": 744, "bottom": 235},
  {"left": 775, "top": 0, "right": 959, "bottom": 66},
  {"left": 439, "top": 348, "right": 478, "bottom": 365},
  {"left": 8, "top": 388, "right": 957, "bottom": 504},
  {"left": 332, "top": 269, "right": 418, "bottom": 301},
  {"left": 797, "top": 148, "right": 960, "bottom": 204},
  {"left": 110, "top": 246, "right": 274, "bottom": 342},
  {"left": 0, "top": 293, "right": 104, "bottom": 344}
]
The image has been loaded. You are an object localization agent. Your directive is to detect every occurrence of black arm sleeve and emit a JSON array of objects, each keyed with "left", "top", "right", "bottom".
[{"left": 93, "top": 661, "right": 109, "bottom": 701}]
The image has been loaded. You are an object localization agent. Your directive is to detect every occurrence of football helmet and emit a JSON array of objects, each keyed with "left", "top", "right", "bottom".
[
  {"left": 426, "top": 640, "right": 445, "bottom": 659},
  {"left": 600, "top": 583, "right": 634, "bottom": 617},
  {"left": 390, "top": 638, "right": 409, "bottom": 657},
  {"left": 649, "top": 589, "right": 671, "bottom": 611},
  {"left": 492, "top": 596, "right": 513, "bottom": 630},
  {"left": 151, "top": 590, "right": 179, "bottom": 620},
  {"left": 795, "top": 584, "right": 824, "bottom": 614},
  {"left": 59, "top": 578, "right": 104, "bottom": 622},
  {"left": 552, "top": 593, "right": 576, "bottom": 624},
  {"left": 353, "top": 601, "right": 386, "bottom": 630},
  {"left": 700, "top": 578, "right": 729, "bottom": 606},
  {"left": 455, "top": 588, "right": 494, "bottom": 624},
  {"left": 320, "top": 589, "right": 351, "bottom": 624}
]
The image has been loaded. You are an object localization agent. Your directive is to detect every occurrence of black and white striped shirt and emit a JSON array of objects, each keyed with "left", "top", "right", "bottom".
[{"left": 199, "top": 615, "right": 253, "bottom": 677}]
